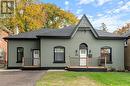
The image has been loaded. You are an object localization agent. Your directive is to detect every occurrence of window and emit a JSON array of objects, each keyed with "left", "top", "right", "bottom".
[
  {"left": 0, "top": 48, "right": 4, "bottom": 59},
  {"left": 80, "top": 49, "right": 86, "bottom": 54},
  {"left": 54, "top": 46, "right": 65, "bottom": 63},
  {"left": 17, "top": 47, "right": 24, "bottom": 63},
  {"left": 101, "top": 46, "right": 112, "bottom": 63},
  {"left": 79, "top": 43, "right": 88, "bottom": 56},
  {"left": 1, "top": 1, "right": 14, "bottom": 14}
]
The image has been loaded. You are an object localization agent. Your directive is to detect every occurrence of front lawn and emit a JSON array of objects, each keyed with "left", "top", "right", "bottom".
[{"left": 36, "top": 71, "right": 130, "bottom": 86}]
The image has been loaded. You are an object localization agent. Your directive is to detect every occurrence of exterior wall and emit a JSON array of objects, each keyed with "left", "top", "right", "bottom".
[
  {"left": 0, "top": 29, "right": 8, "bottom": 63},
  {"left": 6, "top": 15, "right": 125, "bottom": 70},
  {"left": 124, "top": 38, "right": 130, "bottom": 70},
  {"left": 8, "top": 40, "right": 40, "bottom": 67},
  {"left": 40, "top": 30, "right": 124, "bottom": 70}
]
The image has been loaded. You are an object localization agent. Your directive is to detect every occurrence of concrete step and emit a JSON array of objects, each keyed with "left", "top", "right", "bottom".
[{"left": 21, "top": 66, "right": 41, "bottom": 70}]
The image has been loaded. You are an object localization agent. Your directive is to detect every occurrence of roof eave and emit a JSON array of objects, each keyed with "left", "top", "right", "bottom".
[
  {"left": 98, "top": 36, "right": 127, "bottom": 40},
  {"left": 37, "top": 35, "right": 71, "bottom": 39},
  {"left": 3, "top": 37, "right": 38, "bottom": 40}
]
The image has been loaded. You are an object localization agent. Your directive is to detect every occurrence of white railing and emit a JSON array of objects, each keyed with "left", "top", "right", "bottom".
[
  {"left": 69, "top": 57, "right": 80, "bottom": 66},
  {"left": 68, "top": 56, "right": 106, "bottom": 67},
  {"left": 98, "top": 56, "right": 107, "bottom": 67},
  {"left": 22, "top": 57, "right": 40, "bottom": 67}
]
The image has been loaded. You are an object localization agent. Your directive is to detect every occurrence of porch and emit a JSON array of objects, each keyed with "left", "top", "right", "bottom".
[
  {"left": 21, "top": 57, "right": 40, "bottom": 70},
  {"left": 21, "top": 49, "right": 40, "bottom": 69},
  {"left": 66, "top": 56, "right": 107, "bottom": 72}
]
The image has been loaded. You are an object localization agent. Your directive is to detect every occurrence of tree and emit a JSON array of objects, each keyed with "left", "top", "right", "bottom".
[
  {"left": 0, "top": 0, "right": 37, "bottom": 33},
  {"left": 43, "top": 3, "right": 78, "bottom": 29},
  {"left": 10, "top": 0, "right": 45, "bottom": 32},
  {"left": 1, "top": 1, "right": 78, "bottom": 33},
  {"left": 100, "top": 23, "right": 107, "bottom": 31},
  {"left": 114, "top": 23, "right": 130, "bottom": 35}
]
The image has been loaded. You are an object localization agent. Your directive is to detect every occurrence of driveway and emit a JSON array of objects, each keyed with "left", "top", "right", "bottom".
[{"left": 0, "top": 70, "right": 46, "bottom": 86}]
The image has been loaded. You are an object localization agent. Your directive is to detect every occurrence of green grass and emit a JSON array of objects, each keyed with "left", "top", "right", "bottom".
[
  {"left": 83, "top": 72, "right": 130, "bottom": 86},
  {"left": 36, "top": 72, "right": 130, "bottom": 86}
]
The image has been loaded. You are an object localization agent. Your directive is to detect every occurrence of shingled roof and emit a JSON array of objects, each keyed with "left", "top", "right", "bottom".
[
  {"left": 4, "top": 15, "right": 126, "bottom": 40},
  {"left": 95, "top": 30, "right": 121, "bottom": 37},
  {"left": 4, "top": 25, "right": 125, "bottom": 40},
  {"left": 4, "top": 25, "right": 75, "bottom": 39}
]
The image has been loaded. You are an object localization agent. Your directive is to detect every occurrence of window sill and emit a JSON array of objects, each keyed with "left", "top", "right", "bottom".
[{"left": 53, "top": 61, "right": 65, "bottom": 63}]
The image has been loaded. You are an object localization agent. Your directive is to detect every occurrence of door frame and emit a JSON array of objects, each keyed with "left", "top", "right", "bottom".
[
  {"left": 32, "top": 49, "right": 40, "bottom": 66},
  {"left": 79, "top": 43, "right": 88, "bottom": 66}
]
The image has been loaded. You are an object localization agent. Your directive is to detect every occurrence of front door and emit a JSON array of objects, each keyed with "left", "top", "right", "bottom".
[
  {"left": 80, "top": 49, "right": 87, "bottom": 66},
  {"left": 33, "top": 50, "right": 40, "bottom": 66}
]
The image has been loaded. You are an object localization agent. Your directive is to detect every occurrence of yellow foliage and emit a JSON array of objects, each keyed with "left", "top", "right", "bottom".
[
  {"left": 11, "top": 2, "right": 45, "bottom": 32},
  {"left": 42, "top": 3, "right": 78, "bottom": 29},
  {"left": 4, "top": 1, "right": 78, "bottom": 33}
]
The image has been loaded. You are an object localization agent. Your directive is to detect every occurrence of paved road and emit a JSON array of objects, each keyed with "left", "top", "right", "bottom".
[{"left": 0, "top": 70, "right": 46, "bottom": 86}]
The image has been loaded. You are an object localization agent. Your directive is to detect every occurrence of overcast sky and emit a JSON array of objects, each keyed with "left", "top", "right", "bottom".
[{"left": 40, "top": 0, "right": 130, "bottom": 32}]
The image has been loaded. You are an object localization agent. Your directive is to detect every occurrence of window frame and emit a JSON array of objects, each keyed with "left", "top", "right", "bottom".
[
  {"left": 53, "top": 46, "right": 65, "bottom": 63},
  {"left": 79, "top": 43, "right": 88, "bottom": 56},
  {"left": 101, "top": 46, "right": 112, "bottom": 64},
  {"left": 1, "top": 1, "right": 14, "bottom": 14},
  {"left": 17, "top": 47, "right": 24, "bottom": 63}
]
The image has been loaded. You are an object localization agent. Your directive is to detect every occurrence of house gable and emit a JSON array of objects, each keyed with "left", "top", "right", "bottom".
[
  {"left": 77, "top": 15, "right": 91, "bottom": 30},
  {"left": 71, "top": 15, "right": 99, "bottom": 38}
]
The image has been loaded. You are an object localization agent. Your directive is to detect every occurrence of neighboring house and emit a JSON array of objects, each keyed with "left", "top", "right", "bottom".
[
  {"left": 0, "top": 27, "right": 11, "bottom": 65},
  {"left": 0, "top": 0, "right": 14, "bottom": 66},
  {"left": 123, "top": 30, "right": 130, "bottom": 70},
  {"left": 4, "top": 15, "right": 126, "bottom": 70}
]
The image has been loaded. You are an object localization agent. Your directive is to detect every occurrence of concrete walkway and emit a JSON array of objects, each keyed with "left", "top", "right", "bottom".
[
  {"left": 47, "top": 69, "right": 66, "bottom": 72},
  {"left": 0, "top": 70, "right": 46, "bottom": 86},
  {"left": 0, "top": 69, "right": 21, "bottom": 72}
]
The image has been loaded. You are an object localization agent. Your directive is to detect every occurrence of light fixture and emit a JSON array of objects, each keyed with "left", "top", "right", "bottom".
[{"left": 75, "top": 50, "right": 78, "bottom": 56}]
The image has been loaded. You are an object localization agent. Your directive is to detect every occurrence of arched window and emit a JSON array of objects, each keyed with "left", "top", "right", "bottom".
[
  {"left": 101, "top": 46, "right": 112, "bottom": 63},
  {"left": 54, "top": 46, "right": 65, "bottom": 63},
  {"left": 79, "top": 43, "right": 88, "bottom": 49},
  {"left": 17, "top": 47, "right": 24, "bottom": 63},
  {"left": 79, "top": 43, "right": 88, "bottom": 55}
]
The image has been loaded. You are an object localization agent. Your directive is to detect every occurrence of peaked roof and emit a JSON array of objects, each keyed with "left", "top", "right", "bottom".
[
  {"left": 72, "top": 14, "right": 99, "bottom": 38},
  {"left": 4, "top": 15, "right": 126, "bottom": 40}
]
